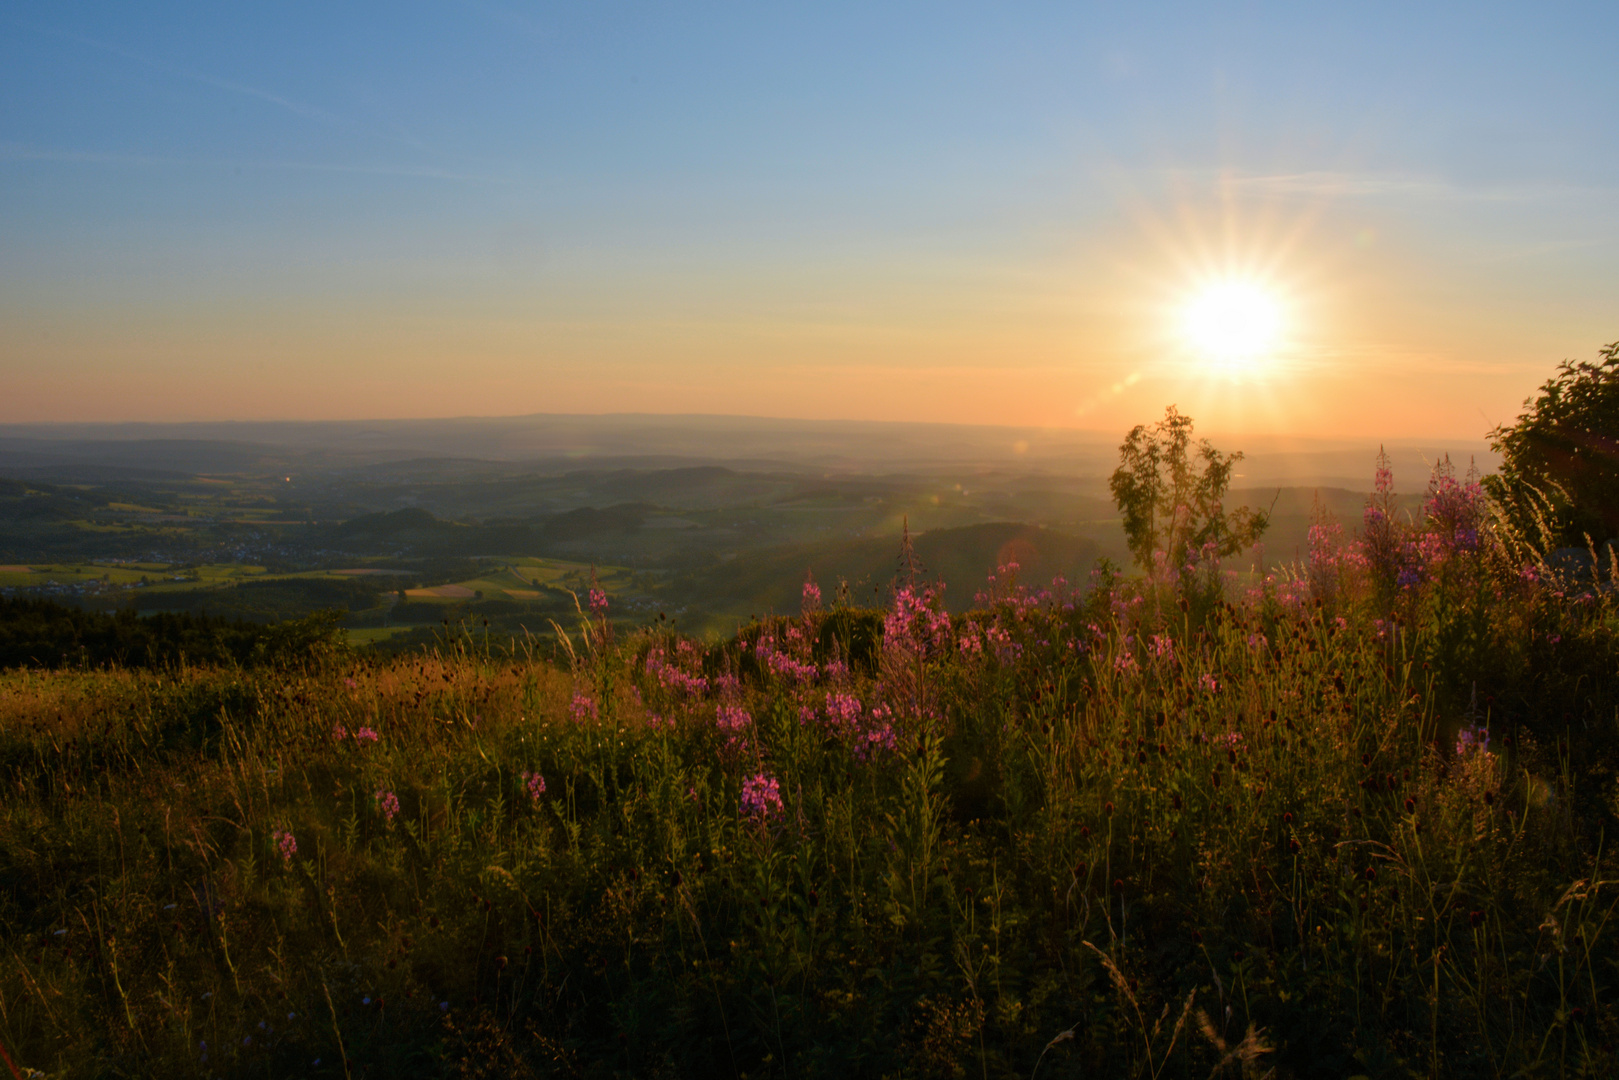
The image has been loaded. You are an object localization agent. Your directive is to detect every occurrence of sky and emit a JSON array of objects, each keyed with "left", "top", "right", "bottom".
[{"left": 3, "top": 1, "right": 1617, "bottom": 439}]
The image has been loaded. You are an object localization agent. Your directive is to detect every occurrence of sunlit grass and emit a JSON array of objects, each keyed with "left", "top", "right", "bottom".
[{"left": 0, "top": 522, "right": 1614, "bottom": 1076}]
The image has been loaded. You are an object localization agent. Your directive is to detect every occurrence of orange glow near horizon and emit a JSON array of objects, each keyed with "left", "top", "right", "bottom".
[{"left": 0, "top": 182, "right": 1598, "bottom": 444}]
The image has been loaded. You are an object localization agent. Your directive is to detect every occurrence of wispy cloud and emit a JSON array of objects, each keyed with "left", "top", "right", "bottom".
[
  {"left": 21, "top": 22, "right": 344, "bottom": 127},
  {"left": 0, "top": 142, "right": 499, "bottom": 183},
  {"left": 1226, "top": 170, "right": 1609, "bottom": 204},
  {"left": 16, "top": 20, "right": 442, "bottom": 155}
]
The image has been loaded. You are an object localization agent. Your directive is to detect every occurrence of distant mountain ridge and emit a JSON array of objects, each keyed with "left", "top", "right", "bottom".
[{"left": 0, "top": 414, "right": 1495, "bottom": 490}]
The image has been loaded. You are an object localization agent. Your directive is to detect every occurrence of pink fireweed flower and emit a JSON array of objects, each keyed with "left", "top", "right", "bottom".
[
  {"left": 374, "top": 789, "right": 400, "bottom": 822},
  {"left": 588, "top": 587, "right": 609, "bottom": 613},
  {"left": 984, "top": 622, "right": 1021, "bottom": 663},
  {"left": 1113, "top": 651, "right": 1139, "bottom": 675},
  {"left": 823, "top": 691, "right": 863, "bottom": 734},
  {"left": 740, "top": 773, "right": 784, "bottom": 821},
  {"left": 1375, "top": 456, "right": 1395, "bottom": 498},
  {"left": 1423, "top": 455, "right": 1485, "bottom": 554},
  {"left": 354, "top": 726, "right": 380, "bottom": 745},
  {"left": 1455, "top": 726, "right": 1490, "bottom": 758},
  {"left": 958, "top": 625, "right": 983, "bottom": 655},
  {"left": 520, "top": 771, "right": 547, "bottom": 804},
  {"left": 858, "top": 718, "right": 897, "bottom": 760},
  {"left": 570, "top": 693, "right": 598, "bottom": 722},
  {"left": 760, "top": 641, "right": 817, "bottom": 682},
  {"left": 272, "top": 829, "right": 297, "bottom": 865},
  {"left": 1149, "top": 634, "right": 1175, "bottom": 663},
  {"left": 331, "top": 724, "right": 349, "bottom": 743},
  {"left": 343, "top": 677, "right": 358, "bottom": 689},
  {"left": 885, "top": 584, "right": 952, "bottom": 657},
  {"left": 802, "top": 574, "right": 822, "bottom": 615},
  {"left": 645, "top": 646, "right": 709, "bottom": 697},
  {"left": 716, "top": 703, "right": 752, "bottom": 733},
  {"left": 1199, "top": 672, "right": 1219, "bottom": 693}
]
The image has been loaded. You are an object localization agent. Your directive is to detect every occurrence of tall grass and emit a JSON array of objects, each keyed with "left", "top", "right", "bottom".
[{"left": 0, "top": 469, "right": 1616, "bottom": 1078}]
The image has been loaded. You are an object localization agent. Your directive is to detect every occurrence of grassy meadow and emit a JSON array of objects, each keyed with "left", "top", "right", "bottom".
[{"left": 1, "top": 469, "right": 1617, "bottom": 1078}]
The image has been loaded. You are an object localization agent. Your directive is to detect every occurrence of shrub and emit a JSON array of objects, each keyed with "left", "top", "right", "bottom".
[
  {"left": 1487, "top": 339, "right": 1619, "bottom": 549},
  {"left": 1108, "top": 404, "right": 1271, "bottom": 582}
]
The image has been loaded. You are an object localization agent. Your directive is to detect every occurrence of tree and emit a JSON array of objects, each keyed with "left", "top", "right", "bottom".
[
  {"left": 1486, "top": 340, "right": 1619, "bottom": 548},
  {"left": 1108, "top": 405, "right": 1270, "bottom": 571}
]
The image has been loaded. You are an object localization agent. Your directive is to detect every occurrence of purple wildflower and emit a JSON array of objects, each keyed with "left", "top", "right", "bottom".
[
  {"left": 802, "top": 574, "right": 822, "bottom": 615},
  {"left": 740, "top": 773, "right": 784, "bottom": 821},
  {"left": 716, "top": 703, "right": 752, "bottom": 733},
  {"left": 1456, "top": 726, "right": 1491, "bottom": 758}
]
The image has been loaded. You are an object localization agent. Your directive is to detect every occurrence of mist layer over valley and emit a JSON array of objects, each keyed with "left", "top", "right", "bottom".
[{"left": 0, "top": 413, "right": 1492, "bottom": 643}]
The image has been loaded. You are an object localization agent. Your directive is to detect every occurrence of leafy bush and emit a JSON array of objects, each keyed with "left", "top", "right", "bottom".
[
  {"left": 1487, "top": 339, "right": 1619, "bottom": 548},
  {"left": 1109, "top": 405, "right": 1271, "bottom": 574}
]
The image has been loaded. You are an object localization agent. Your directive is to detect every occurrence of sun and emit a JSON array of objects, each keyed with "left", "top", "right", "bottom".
[{"left": 1178, "top": 279, "right": 1286, "bottom": 373}]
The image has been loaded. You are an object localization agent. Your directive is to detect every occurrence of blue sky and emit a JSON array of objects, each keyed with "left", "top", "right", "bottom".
[{"left": 4, "top": 2, "right": 1617, "bottom": 436}]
